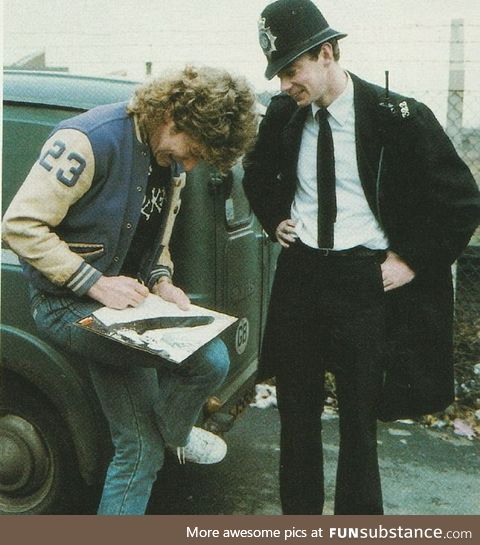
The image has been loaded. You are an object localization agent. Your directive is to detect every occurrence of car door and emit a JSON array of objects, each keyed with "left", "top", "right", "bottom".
[{"left": 213, "top": 162, "right": 269, "bottom": 391}]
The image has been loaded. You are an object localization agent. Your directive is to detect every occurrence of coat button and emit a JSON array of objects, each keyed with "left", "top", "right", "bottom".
[
  {"left": 137, "top": 186, "right": 143, "bottom": 192},
  {"left": 126, "top": 222, "right": 132, "bottom": 229},
  {"left": 113, "top": 256, "right": 119, "bottom": 262}
]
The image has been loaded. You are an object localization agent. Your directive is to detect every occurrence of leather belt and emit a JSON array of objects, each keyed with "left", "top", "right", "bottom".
[{"left": 293, "top": 240, "right": 387, "bottom": 259}]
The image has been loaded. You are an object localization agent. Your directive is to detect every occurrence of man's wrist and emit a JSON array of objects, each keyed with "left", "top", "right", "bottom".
[{"left": 147, "top": 266, "right": 173, "bottom": 289}]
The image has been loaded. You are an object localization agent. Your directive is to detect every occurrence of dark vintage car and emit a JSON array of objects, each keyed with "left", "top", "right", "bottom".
[{"left": 0, "top": 70, "right": 277, "bottom": 514}]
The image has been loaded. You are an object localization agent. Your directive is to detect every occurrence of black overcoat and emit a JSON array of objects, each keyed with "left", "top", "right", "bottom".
[{"left": 243, "top": 73, "right": 480, "bottom": 420}]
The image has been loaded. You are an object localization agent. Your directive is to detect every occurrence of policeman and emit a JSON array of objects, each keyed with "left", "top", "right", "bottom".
[{"left": 244, "top": 0, "right": 480, "bottom": 514}]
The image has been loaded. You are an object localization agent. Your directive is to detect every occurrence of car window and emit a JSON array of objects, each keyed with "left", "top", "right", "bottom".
[{"left": 224, "top": 162, "right": 252, "bottom": 230}]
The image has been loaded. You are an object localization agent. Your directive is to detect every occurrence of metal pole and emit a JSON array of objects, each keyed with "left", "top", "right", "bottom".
[
  {"left": 447, "top": 19, "right": 465, "bottom": 303},
  {"left": 446, "top": 18, "right": 465, "bottom": 149}
]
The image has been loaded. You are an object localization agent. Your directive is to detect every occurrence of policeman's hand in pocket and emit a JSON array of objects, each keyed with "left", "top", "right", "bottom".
[{"left": 381, "top": 251, "right": 415, "bottom": 291}]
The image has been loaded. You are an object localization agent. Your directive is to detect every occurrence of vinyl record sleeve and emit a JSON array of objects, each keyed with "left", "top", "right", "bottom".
[{"left": 75, "top": 293, "right": 237, "bottom": 364}]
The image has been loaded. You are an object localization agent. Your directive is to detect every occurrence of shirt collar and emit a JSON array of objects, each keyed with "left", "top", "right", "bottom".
[{"left": 311, "top": 71, "right": 353, "bottom": 127}]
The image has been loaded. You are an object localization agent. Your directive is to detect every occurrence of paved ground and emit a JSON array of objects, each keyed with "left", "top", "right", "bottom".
[{"left": 147, "top": 405, "right": 480, "bottom": 515}]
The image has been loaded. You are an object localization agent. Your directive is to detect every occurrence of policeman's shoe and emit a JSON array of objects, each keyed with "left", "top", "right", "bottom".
[{"left": 176, "top": 427, "right": 227, "bottom": 465}]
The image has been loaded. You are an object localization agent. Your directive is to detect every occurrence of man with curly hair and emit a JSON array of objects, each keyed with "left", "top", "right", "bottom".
[{"left": 2, "top": 65, "right": 257, "bottom": 515}]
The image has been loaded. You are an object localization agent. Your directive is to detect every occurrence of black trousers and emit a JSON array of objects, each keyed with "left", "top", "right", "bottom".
[{"left": 270, "top": 242, "right": 386, "bottom": 515}]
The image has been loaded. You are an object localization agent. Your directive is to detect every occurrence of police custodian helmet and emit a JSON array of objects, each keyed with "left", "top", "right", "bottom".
[{"left": 258, "top": 0, "right": 347, "bottom": 80}]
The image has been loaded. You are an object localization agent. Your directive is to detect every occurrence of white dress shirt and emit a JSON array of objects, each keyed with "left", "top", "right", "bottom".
[{"left": 291, "top": 73, "right": 389, "bottom": 250}]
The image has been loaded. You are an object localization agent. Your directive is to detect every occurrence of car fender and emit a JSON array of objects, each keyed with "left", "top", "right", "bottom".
[{"left": 1, "top": 324, "right": 108, "bottom": 485}]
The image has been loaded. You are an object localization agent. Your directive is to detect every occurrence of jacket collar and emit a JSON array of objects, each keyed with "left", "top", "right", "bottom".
[{"left": 280, "top": 105, "right": 309, "bottom": 176}]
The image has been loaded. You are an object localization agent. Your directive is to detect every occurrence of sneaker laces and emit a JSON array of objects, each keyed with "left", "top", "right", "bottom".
[{"left": 171, "top": 427, "right": 227, "bottom": 465}]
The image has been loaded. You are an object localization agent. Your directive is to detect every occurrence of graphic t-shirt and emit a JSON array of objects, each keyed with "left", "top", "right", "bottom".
[{"left": 121, "top": 161, "right": 170, "bottom": 277}]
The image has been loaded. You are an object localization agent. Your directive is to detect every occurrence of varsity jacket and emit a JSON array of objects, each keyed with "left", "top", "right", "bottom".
[{"left": 2, "top": 102, "right": 183, "bottom": 296}]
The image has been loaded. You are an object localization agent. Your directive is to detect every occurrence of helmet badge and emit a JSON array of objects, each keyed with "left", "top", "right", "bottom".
[{"left": 258, "top": 17, "right": 278, "bottom": 59}]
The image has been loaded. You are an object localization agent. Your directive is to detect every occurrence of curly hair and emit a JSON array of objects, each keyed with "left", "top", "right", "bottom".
[{"left": 127, "top": 65, "right": 258, "bottom": 172}]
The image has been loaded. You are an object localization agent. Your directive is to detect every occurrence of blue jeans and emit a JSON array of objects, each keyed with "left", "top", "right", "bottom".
[{"left": 30, "top": 289, "right": 230, "bottom": 515}]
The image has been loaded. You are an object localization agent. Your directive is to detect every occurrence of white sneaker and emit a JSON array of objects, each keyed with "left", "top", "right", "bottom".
[{"left": 175, "top": 427, "right": 227, "bottom": 465}]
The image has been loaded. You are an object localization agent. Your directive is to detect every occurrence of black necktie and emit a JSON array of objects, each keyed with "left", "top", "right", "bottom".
[{"left": 316, "top": 108, "right": 336, "bottom": 248}]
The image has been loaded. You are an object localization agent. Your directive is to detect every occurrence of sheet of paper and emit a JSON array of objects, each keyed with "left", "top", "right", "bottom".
[
  {"left": 91, "top": 294, "right": 237, "bottom": 364},
  {"left": 93, "top": 294, "right": 226, "bottom": 326}
]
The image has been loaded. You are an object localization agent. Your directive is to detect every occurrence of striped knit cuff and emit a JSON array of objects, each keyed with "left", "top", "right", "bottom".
[
  {"left": 66, "top": 262, "right": 103, "bottom": 296},
  {"left": 147, "top": 266, "right": 173, "bottom": 290}
]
